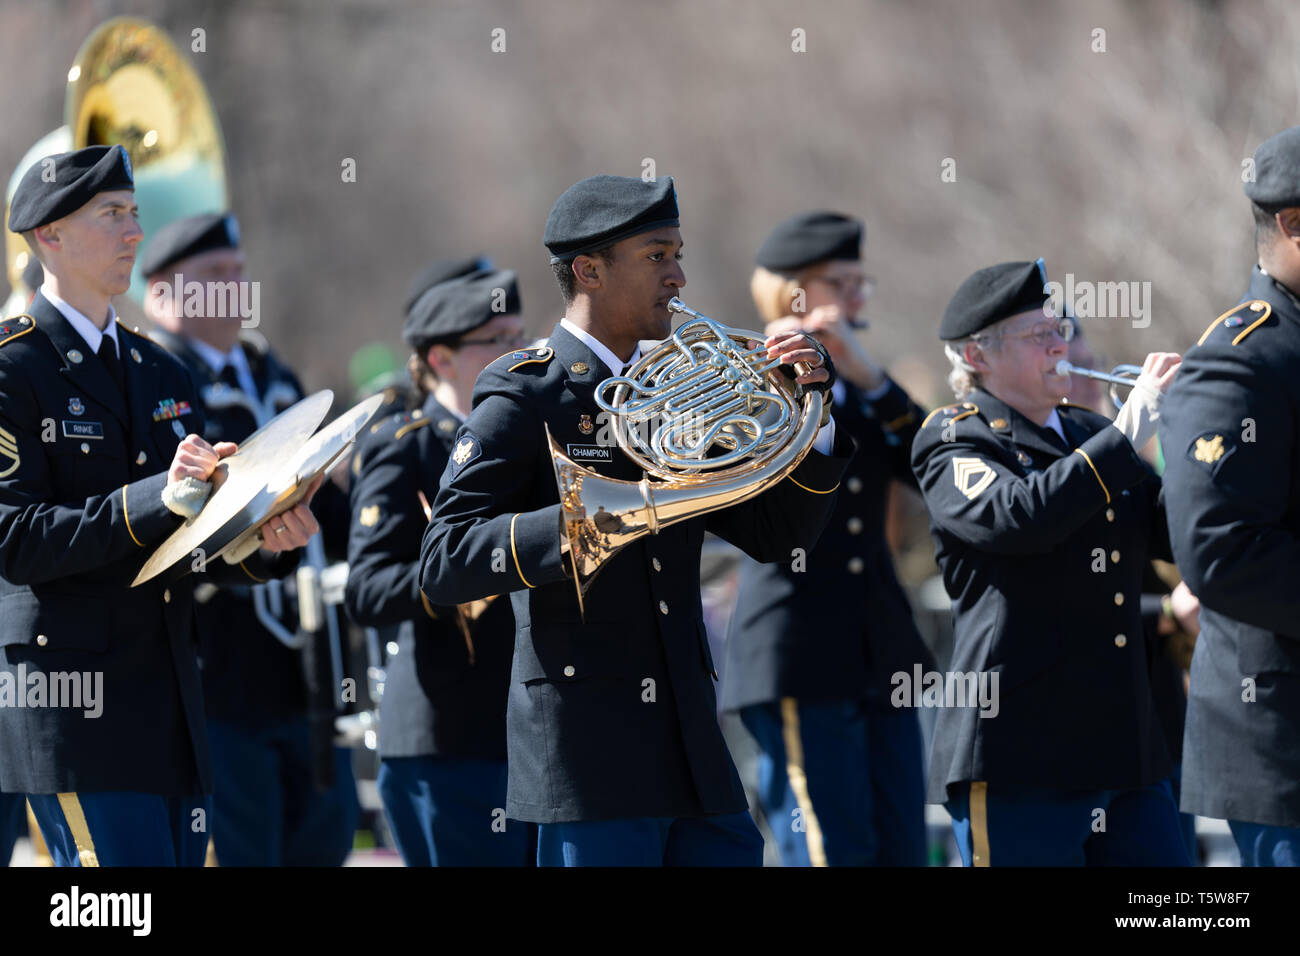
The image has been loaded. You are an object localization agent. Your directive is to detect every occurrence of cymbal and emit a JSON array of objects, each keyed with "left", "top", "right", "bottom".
[{"left": 132, "top": 391, "right": 383, "bottom": 586}]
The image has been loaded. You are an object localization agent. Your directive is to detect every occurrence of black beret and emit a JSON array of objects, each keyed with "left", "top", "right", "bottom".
[
  {"left": 403, "top": 256, "right": 492, "bottom": 314},
  {"left": 756, "top": 211, "right": 863, "bottom": 271},
  {"left": 1245, "top": 126, "right": 1300, "bottom": 213},
  {"left": 8, "top": 145, "right": 134, "bottom": 232},
  {"left": 403, "top": 268, "right": 521, "bottom": 349},
  {"left": 544, "top": 175, "right": 678, "bottom": 263},
  {"left": 940, "top": 259, "right": 1049, "bottom": 340},
  {"left": 139, "top": 212, "right": 240, "bottom": 277}
]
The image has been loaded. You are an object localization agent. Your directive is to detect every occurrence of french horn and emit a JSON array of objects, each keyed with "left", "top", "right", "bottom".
[{"left": 550, "top": 296, "right": 826, "bottom": 616}]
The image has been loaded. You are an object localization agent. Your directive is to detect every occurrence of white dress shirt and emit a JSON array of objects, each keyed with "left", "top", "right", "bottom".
[{"left": 40, "top": 284, "right": 120, "bottom": 356}]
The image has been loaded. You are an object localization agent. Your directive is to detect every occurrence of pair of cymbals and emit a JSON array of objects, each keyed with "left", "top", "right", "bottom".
[{"left": 132, "top": 391, "right": 384, "bottom": 586}]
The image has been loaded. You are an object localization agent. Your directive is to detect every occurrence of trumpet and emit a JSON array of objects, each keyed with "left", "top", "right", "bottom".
[{"left": 1055, "top": 359, "right": 1143, "bottom": 410}]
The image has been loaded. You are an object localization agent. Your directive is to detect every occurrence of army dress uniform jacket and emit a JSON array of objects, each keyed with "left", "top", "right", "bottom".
[
  {"left": 420, "top": 323, "right": 853, "bottom": 824},
  {"left": 345, "top": 394, "right": 514, "bottom": 759},
  {"left": 0, "top": 292, "right": 283, "bottom": 796},
  {"left": 724, "top": 378, "right": 934, "bottom": 709},
  {"left": 1160, "top": 267, "right": 1300, "bottom": 829},
  {"left": 911, "top": 389, "right": 1173, "bottom": 803},
  {"left": 149, "top": 328, "right": 313, "bottom": 724}
]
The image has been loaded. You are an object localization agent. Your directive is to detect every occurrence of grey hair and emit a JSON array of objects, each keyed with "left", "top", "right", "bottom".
[{"left": 944, "top": 334, "right": 999, "bottom": 400}]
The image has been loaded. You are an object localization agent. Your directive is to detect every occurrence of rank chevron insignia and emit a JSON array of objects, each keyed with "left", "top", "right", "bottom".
[{"left": 952, "top": 456, "right": 995, "bottom": 499}]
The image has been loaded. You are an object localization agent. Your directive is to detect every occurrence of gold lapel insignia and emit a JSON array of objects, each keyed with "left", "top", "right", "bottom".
[
  {"left": 66, "top": 349, "right": 83, "bottom": 364},
  {"left": 1194, "top": 434, "right": 1225, "bottom": 464},
  {"left": 990, "top": 418, "right": 1008, "bottom": 430},
  {"left": 438, "top": 419, "right": 456, "bottom": 433},
  {"left": 359, "top": 504, "right": 380, "bottom": 527},
  {"left": 570, "top": 361, "right": 589, "bottom": 375},
  {"left": 1016, "top": 450, "right": 1032, "bottom": 465},
  {"left": 952, "top": 456, "right": 995, "bottom": 499},
  {"left": 453, "top": 437, "right": 475, "bottom": 465},
  {"left": 130, "top": 348, "right": 142, "bottom": 364},
  {"left": 578, "top": 414, "right": 594, "bottom": 435}
]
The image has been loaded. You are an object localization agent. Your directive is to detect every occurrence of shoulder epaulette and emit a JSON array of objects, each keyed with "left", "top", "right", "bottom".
[
  {"left": 0, "top": 314, "right": 36, "bottom": 349},
  {"left": 394, "top": 411, "right": 434, "bottom": 441},
  {"left": 921, "top": 401, "right": 979, "bottom": 429},
  {"left": 1196, "top": 299, "right": 1271, "bottom": 347},
  {"left": 500, "top": 346, "right": 554, "bottom": 372}
]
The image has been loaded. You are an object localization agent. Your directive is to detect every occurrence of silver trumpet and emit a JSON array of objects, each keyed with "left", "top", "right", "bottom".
[{"left": 1055, "top": 359, "right": 1143, "bottom": 410}]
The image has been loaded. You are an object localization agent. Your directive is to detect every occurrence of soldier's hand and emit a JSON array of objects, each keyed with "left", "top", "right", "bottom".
[
  {"left": 797, "top": 306, "right": 886, "bottom": 390},
  {"left": 1135, "top": 352, "right": 1181, "bottom": 397},
  {"left": 1169, "top": 580, "right": 1201, "bottom": 638},
  {"left": 257, "top": 475, "right": 322, "bottom": 552},
  {"left": 764, "top": 329, "right": 832, "bottom": 389},
  {"left": 168, "top": 435, "right": 238, "bottom": 486}
]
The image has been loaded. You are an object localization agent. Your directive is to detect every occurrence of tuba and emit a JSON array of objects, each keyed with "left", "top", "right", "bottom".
[
  {"left": 5, "top": 17, "right": 228, "bottom": 311},
  {"left": 550, "top": 297, "right": 825, "bottom": 616}
]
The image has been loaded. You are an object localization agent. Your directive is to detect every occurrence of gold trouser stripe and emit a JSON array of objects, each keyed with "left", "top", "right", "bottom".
[
  {"left": 121, "top": 486, "right": 143, "bottom": 547},
  {"left": 510, "top": 513, "right": 534, "bottom": 588},
  {"left": 969, "top": 781, "right": 990, "bottom": 867},
  {"left": 787, "top": 475, "right": 839, "bottom": 495},
  {"left": 780, "top": 697, "right": 827, "bottom": 867},
  {"left": 56, "top": 793, "right": 100, "bottom": 867},
  {"left": 25, "top": 801, "right": 52, "bottom": 866},
  {"left": 1072, "top": 448, "right": 1110, "bottom": 504}
]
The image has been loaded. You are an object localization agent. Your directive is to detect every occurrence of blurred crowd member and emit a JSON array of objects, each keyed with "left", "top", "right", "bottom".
[
  {"left": 142, "top": 213, "right": 359, "bottom": 866},
  {"left": 723, "top": 212, "right": 933, "bottom": 866},
  {"left": 346, "top": 264, "right": 535, "bottom": 866},
  {"left": 912, "top": 260, "right": 1187, "bottom": 865},
  {"left": 1161, "top": 126, "right": 1300, "bottom": 867}
]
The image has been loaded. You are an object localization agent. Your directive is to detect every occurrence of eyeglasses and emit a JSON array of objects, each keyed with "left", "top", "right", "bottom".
[
  {"left": 992, "top": 317, "right": 1075, "bottom": 347},
  {"left": 807, "top": 274, "right": 875, "bottom": 299}
]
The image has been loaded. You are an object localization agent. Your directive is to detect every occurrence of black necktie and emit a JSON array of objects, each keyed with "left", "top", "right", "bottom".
[
  {"left": 97, "top": 337, "right": 125, "bottom": 396},
  {"left": 219, "top": 362, "right": 241, "bottom": 391},
  {"left": 1044, "top": 423, "right": 1070, "bottom": 453}
]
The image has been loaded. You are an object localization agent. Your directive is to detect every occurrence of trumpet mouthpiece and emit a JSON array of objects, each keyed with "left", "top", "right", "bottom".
[{"left": 1055, "top": 359, "right": 1072, "bottom": 376}]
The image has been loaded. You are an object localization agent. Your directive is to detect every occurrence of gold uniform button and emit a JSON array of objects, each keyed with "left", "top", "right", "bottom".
[
  {"left": 136, "top": 451, "right": 147, "bottom": 465},
  {"left": 163, "top": 589, "right": 171, "bottom": 604},
  {"left": 563, "top": 665, "right": 576, "bottom": 677},
  {"left": 1114, "top": 634, "right": 1127, "bottom": 648},
  {"left": 847, "top": 557, "right": 864, "bottom": 574},
  {"left": 847, "top": 477, "right": 863, "bottom": 494},
  {"left": 1105, "top": 508, "right": 1115, "bottom": 523},
  {"left": 846, "top": 517, "right": 863, "bottom": 535},
  {"left": 652, "top": 558, "right": 662, "bottom": 572},
  {"left": 1110, "top": 550, "right": 1120, "bottom": 563},
  {"left": 80, "top": 443, "right": 90, "bottom": 454},
  {"left": 1114, "top": 593, "right": 1124, "bottom": 606},
  {"left": 36, "top": 635, "right": 48, "bottom": 647},
  {"left": 659, "top": 600, "right": 669, "bottom": 615}
]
